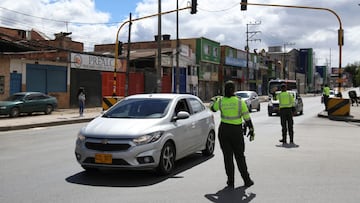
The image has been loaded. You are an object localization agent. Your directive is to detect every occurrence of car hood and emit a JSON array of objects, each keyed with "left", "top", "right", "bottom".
[
  {"left": 0, "top": 101, "right": 20, "bottom": 106},
  {"left": 81, "top": 116, "right": 165, "bottom": 138}
]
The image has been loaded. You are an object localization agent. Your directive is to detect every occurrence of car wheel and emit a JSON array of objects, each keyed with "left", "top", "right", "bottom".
[
  {"left": 202, "top": 131, "right": 215, "bottom": 156},
  {"left": 257, "top": 104, "right": 260, "bottom": 112},
  {"left": 157, "top": 142, "right": 175, "bottom": 175},
  {"left": 248, "top": 105, "right": 252, "bottom": 112},
  {"left": 268, "top": 112, "right": 272, "bottom": 116},
  {"left": 300, "top": 110, "right": 303, "bottom": 115},
  {"left": 10, "top": 107, "right": 20, "bottom": 118},
  {"left": 44, "top": 105, "right": 53, "bottom": 115}
]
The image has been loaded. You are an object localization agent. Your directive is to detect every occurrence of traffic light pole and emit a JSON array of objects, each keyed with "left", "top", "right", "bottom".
[
  {"left": 113, "top": 5, "right": 191, "bottom": 96},
  {"left": 241, "top": 2, "right": 344, "bottom": 94}
]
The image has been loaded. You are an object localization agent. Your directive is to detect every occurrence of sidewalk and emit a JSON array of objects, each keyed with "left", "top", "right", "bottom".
[
  {"left": 0, "top": 107, "right": 103, "bottom": 131},
  {"left": 0, "top": 99, "right": 359, "bottom": 132}
]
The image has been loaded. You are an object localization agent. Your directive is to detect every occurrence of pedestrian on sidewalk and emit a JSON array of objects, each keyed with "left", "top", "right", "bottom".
[
  {"left": 77, "top": 87, "right": 86, "bottom": 117},
  {"left": 277, "top": 84, "right": 295, "bottom": 144},
  {"left": 210, "top": 80, "right": 255, "bottom": 188}
]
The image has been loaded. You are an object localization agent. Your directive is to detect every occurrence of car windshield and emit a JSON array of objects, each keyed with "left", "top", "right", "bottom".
[
  {"left": 103, "top": 98, "right": 171, "bottom": 119},
  {"left": 6, "top": 94, "right": 25, "bottom": 101},
  {"left": 235, "top": 92, "right": 250, "bottom": 98}
]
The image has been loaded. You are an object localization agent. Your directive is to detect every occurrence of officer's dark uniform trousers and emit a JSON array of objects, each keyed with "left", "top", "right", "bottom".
[
  {"left": 218, "top": 122, "right": 250, "bottom": 183},
  {"left": 280, "top": 107, "right": 294, "bottom": 142}
]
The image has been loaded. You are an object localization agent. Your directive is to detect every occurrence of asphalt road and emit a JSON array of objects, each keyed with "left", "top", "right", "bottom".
[{"left": 0, "top": 96, "right": 359, "bottom": 203}]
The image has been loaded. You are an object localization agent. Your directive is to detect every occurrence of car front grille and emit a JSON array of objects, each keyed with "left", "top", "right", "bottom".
[{"left": 85, "top": 142, "right": 131, "bottom": 151}]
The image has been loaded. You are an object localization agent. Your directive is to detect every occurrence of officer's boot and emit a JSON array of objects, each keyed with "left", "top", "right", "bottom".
[{"left": 279, "top": 135, "right": 287, "bottom": 144}]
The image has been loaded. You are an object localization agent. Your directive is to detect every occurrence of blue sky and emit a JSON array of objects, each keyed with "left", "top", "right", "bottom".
[{"left": 94, "top": 0, "right": 140, "bottom": 22}]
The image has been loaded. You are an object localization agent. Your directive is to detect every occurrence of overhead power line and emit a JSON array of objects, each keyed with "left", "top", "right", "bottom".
[{"left": 0, "top": 6, "right": 120, "bottom": 25}]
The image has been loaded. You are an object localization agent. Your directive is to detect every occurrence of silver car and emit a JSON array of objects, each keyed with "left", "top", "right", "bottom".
[
  {"left": 75, "top": 93, "right": 216, "bottom": 175},
  {"left": 268, "top": 90, "right": 303, "bottom": 116},
  {"left": 235, "top": 91, "right": 261, "bottom": 112}
]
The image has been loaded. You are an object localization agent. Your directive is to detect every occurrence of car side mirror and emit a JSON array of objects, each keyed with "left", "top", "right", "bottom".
[{"left": 173, "top": 111, "right": 190, "bottom": 121}]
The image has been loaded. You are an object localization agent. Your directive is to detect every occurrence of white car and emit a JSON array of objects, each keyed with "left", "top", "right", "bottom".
[
  {"left": 75, "top": 93, "right": 216, "bottom": 175},
  {"left": 235, "top": 91, "right": 261, "bottom": 112},
  {"left": 268, "top": 90, "right": 303, "bottom": 116}
]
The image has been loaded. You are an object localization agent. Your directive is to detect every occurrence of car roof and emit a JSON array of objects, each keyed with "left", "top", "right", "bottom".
[
  {"left": 275, "top": 90, "right": 297, "bottom": 94},
  {"left": 13, "top": 92, "right": 45, "bottom": 95},
  {"left": 235, "top": 91, "right": 256, "bottom": 94},
  {"left": 125, "top": 93, "right": 200, "bottom": 100}
]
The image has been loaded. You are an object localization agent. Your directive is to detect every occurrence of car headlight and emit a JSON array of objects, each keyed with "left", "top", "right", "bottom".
[
  {"left": 133, "top": 131, "right": 164, "bottom": 145},
  {"left": 268, "top": 102, "right": 273, "bottom": 107},
  {"left": 0, "top": 106, "right": 7, "bottom": 110},
  {"left": 77, "top": 133, "right": 86, "bottom": 141}
]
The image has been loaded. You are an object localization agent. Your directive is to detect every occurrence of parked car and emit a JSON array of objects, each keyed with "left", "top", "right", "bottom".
[
  {"left": 0, "top": 92, "right": 58, "bottom": 118},
  {"left": 235, "top": 91, "right": 260, "bottom": 112},
  {"left": 268, "top": 90, "right": 303, "bottom": 116},
  {"left": 75, "top": 93, "right": 216, "bottom": 175}
]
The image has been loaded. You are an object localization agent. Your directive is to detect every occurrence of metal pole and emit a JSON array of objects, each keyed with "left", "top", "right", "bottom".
[
  {"left": 246, "top": 24, "right": 249, "bottom": 90},
  {"left": 125, "top": 13, "right": 132, "bottom": 96},
  {"left": 241, "top": 2, "right": 343, "bottom": 94},
  {"left": 156, "top": 0, "right": 162, "bottom": 93},
  {"left": 283, "top": 43, "right": 286, "bottom": 79},
  {"left": 113, "top": 6, "right": 191, "bottom": 95},
  {"left": 176, "top": 0, "right": 180, "bottom": 93}
]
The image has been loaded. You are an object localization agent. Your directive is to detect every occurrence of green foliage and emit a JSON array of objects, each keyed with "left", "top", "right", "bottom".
[{"left": 345, "top": 62, "right": 360, "bottom": 87}]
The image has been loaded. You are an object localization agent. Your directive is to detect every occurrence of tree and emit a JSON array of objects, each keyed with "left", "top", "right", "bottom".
[{"left": 345, "top": 62, "right": 360, "bottom": 87}]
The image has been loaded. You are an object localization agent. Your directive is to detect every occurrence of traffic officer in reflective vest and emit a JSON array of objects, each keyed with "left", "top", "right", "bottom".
[
  {"left": 210, "top": 80, "right": 254, "bottom": 188},
  {"left": 323, "top": 84, "right": 330, "bottom": 111},
  {"left": 277, "top": 83, "right": 295, "bottom": 144}
]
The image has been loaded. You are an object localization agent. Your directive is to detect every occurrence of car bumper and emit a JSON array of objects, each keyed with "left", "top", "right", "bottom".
[
  {"left": 268, "top": 105, "right": 279, "bottom": 114},
  {"left": 0, "top": 108, "right": 10, "bottom": 115},
  {"left": 75, "top": 137, "right": 163, "bottom": 170}
]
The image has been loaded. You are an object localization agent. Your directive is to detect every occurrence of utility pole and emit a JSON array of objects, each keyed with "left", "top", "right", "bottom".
[
  {"left": 112, "top": 4, "right": 192, "bottom": 96},
  {"left": 125, "top": 13, "right": 132, "bottom": 96},
  {"left": 156, "top": 0, "right": 162, "bottom": 93},
  {"left": 176, "top": 0, "right": 180, "bottom": 93},
  {"left": 283, "top": 42, "right": 295, "bottom": 79},
  {"left": 246, "top": 21, "right": 261, "bottom": 90},
  {"left": 240, "top": 2, "right": 344, "bottom": 95}
]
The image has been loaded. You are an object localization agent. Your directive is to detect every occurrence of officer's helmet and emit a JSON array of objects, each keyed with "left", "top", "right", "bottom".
[{"left": 224, "top": 80, "right": 235, "bottom": 97}]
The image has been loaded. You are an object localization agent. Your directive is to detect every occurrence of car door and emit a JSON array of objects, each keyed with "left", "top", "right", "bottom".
[
  {"left": 187, "top": 97, "right": 210, "bottom": 151},
  {"left": 296, "top": 93, "right": 303, "bottom": 112},
  {"left": 23, "top": 93, "right": 43, "bottom": 112},
  {"left": 250, "top": 92, "right": 259, "bottom": 109},
  {"left": 22, "top": 94, "right": 37, "bottom": 113},
  {"left": 171, "top": 98, "right": 197, "bottom": 158}
]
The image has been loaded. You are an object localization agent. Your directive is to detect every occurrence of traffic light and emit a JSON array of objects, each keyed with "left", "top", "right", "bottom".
[
  {"left": 118, "top": 41, "right": 123, "bottom": 56},
  {"left": 241, "top": 0, "right": 247, "bottom": 11},
  {"left": 190, "top": 0, "right": 197, "bottom": 14}
]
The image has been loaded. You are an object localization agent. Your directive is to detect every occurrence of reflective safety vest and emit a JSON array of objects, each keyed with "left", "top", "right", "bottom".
[
  {"left": 211, "top": 96, "right": 250, "bottom": 125},
  {"left": 323, "top": 86, "right": 330, "bottom": 96},
  {"left": 277, "top": 91, "right": 295, "bottom": 109}
]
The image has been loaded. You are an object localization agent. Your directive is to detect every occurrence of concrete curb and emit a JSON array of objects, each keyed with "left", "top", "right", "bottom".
[{"left": 0, "top": 117, "right": 95, "bottom": 131}]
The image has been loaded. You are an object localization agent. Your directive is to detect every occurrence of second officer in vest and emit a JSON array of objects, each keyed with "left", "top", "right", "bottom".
[
  {"left": 211, "top": 81, "right": 254, "bottom": 188},
  {"left": 277, "top": 83, "right": 295, "bottom": 144}
]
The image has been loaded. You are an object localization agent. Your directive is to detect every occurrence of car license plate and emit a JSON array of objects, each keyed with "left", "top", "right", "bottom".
[{"left": 95, "top": 153, "right": 112, "bottom": 164}]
